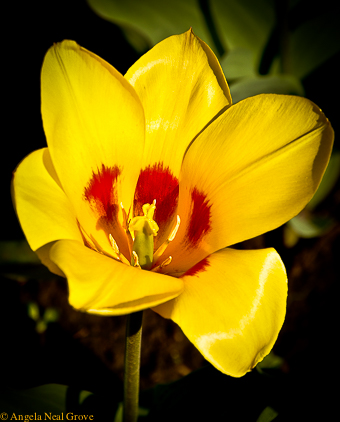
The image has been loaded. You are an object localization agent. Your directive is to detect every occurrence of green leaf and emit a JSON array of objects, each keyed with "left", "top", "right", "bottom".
[
  {"left": 0, "top": 240, "right": 39, "bottom": 265},
  {"left": 211, "top": 0, "right": 275, "bottom": 66},
  {"left": 256, "top": 406, "right": 278, "bottom": 422},
  {"left": 284, "top": 152, "right": 339, "bottom": 246},
  {"left": 220, "top": 48, "right": 256, "bottom": 80},
  {"left": 27, "top": 302, "right": 40, "bottom": 321},
  {"left": 43, "top": 307, "right": 60, "bottom": 323},
  {"left": 114, "top": 402, "right": 123, "bottom": 422},
  {"left": 284, "top": 213, "right": 334, "bottom": 247},
  {"left": 283, "top": 223, "right": 299, "bottom": 248},
  {"left": 0, "top": 384, "right": 121, "bottom": 419},
  {"left": 0, "top": 239, "right": 53, "bottom": 281},
  {"left": 307, "top": 152, "right": 340, "bottom": 211},
  {"left": 86, "top": 0, "right": 212, "bottom": 52},
  {"left": 139, "top": 365, "right": 280, "bottom": 421},
  {"left": 36, "top": 320, "right": 48, "bottom": 334},
  {"left": 257, "top": 352, "right": 284, "bottom": 371},
  {"left": 290, "top": 10, "right": 340, "bottom": 79},
  {"left": 27, "top": 303, "right": 60, "bottom": 333},
  {"left": 229, "top": 74, "right": 304, "bottom": 103},
  {"left": 119, "top": 26, "right": 150, "bottom": 53},
  {"left": 113, "top": 402, "right": 148, "bottom": 422},
  {"left": 0, "top": 384, "right": 69, "bottom": 414},
  {"left": 288, "top": 214, "right": 333, "bottom": 239}
]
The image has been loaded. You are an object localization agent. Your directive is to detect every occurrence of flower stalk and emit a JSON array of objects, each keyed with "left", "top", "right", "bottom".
[{"left": 123, "top": 311, "right": 143, "bottom": 422}]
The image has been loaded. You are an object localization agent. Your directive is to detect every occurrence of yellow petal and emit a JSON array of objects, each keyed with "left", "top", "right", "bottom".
[
  {"left": 36, "top": 242, "right": 65, "bottom": 277},
  {"left": 49, "top": 239, "right": 184, "bottom": 315},
  {"left": 41, "top": 40, "right": 145, "bottom": 259},
  {"left": 126, "top": 29, "right": 231, "bottom": 249},
  {"left": 154, "top": 248, "right": 287, "bottom": 377},
  {"left": 125, "top": 29, "right": 231, "bottom": 179},
  {"left": 12, "top": 148, "right": 82, "bottom": 251},
  {"left": 164, "top": 94, "right": 333, "bottom": 274}
]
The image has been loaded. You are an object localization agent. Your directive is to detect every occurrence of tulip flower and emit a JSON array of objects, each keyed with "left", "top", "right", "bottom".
[{"left": 12, "top": 29, "right": 333, "bottom": 379}]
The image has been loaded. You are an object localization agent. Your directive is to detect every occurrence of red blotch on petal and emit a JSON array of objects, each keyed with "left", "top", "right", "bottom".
[
  {"left": 186, "top": 187, "right": 212, "bottom": 246},
  {"left": 84, "top": 164, "right": 121, "bottom": 222},
  {"left": 182, "top": 256, "right": 210, "bottom": 277},
  {"left": 134, "top": 163, "right": 179, "bottom": 238},
  {"left": 83, "top": 164, "right": 131, "bottom": 256}
]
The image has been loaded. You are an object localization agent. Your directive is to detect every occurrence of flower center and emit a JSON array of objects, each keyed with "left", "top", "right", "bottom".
[
  {"left": 129, "top": 200, "right": 159, "bottom": 270},
  {"left": 109, "top": 199, "right": 181, "bottom": 271}
]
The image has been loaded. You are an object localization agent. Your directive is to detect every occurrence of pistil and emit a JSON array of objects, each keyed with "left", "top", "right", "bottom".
[{"left": 129, "top": 200, "right": 159, "bottom": 270}]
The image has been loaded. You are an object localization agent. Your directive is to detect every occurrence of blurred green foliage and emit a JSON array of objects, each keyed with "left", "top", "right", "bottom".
[
  {"left": 27, "top": 301, "right": 59, "bottom": 333},
  {"left": 87, "top": 0, "right": 340, "bottom": 97},
  {"left": 284, "top": 152, "right": 340, "bottom": 246}
]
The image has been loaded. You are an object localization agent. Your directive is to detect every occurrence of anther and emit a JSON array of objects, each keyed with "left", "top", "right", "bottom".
[
  {"left": 161, "top": 255, "right": 172, "bottom": 267},
  {"left": 121, "top": 202, "right": 134, "bottom": 252},
  {"left": 168, "top": 215, "right": 180, "bottom": 241},
  {"left": 151, "top": 255, "right": 173, "bottom": 272},
  {"left": 109, "top": 234, "right": 130, "bottom": 265},
  {"left": 153, "top": 215, "right": 181, "bottom": 261},
  {"left": 131, "top": 251, "right": 141, "bottom": 268},
  {"left": 109, "top": 234, "right": 120, "bottom": 256},
  {"left": 120, "top": 202, "right": 129, "bottom": 230}
]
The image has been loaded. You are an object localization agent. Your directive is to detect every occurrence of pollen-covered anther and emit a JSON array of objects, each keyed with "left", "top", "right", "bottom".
[
  {"left": 169, "top": 215, "right": 181, "bottom": 241},
  {"left": 153, "top": 215, "right": 181, "bottom": 262},
  {"left": 120, "top": 202, "right": 129, "bottom": 230},
  {"left": 131, "top": 251, "right": 141, "bottom": 268},
  {"left": 109, "top": 234, "right": 130, "bottom": 265},
  {"left": 121, "top": 202, "right": 134, "bottom": 252},
  {"left": 151, "top": 255, "right": 172, "bottom": 272},
  {"left": 109, "top": 234, "right": 120, "bottom": 255}
]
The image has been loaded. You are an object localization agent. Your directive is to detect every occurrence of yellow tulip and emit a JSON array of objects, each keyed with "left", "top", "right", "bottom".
[{"left": 12, "top": 29, "right": 333, "bottom": 377}]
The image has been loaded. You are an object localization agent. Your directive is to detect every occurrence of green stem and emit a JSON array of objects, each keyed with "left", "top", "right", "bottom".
[{"left": 123, "top": 311, "right": 143, "bottom": 422}]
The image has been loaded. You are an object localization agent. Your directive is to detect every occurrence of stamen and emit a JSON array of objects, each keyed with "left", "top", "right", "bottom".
[
  {"left": 129, "top": 226, "right": 135, "bottom": 242},
  {"left": 151, "top": 255, "right": 172, "bottom": 272},
  {"left": 168, "top": 215, "right": 181, "bottom": 241},
  {"left": 109, "top": 234, "right": 120, "bottom": 256},
  {"left": 121, "top": 202, "right": 134, "bottom": 252},
  {"left": 77, "top": 220, "right": 103, "bottom": 254},
  {"left": 131, "top": 251, "right": 141, "bottom": 268},
  {"left": 109, "top": 234, "right": 130, "bottom": 265},
  {"left": 120, "top": 202, "right": 129, "bottom": 230},
  {"left": 153, "top": 215, "right": 181, "bottom": 261},
  {"left": 161, "top": 255, "right": 172, "bottom": 267}
]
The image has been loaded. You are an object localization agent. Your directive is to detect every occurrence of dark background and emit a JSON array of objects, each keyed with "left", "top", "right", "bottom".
[{"left": 2, "top": 0, "right": 339, "bottom": 420}]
